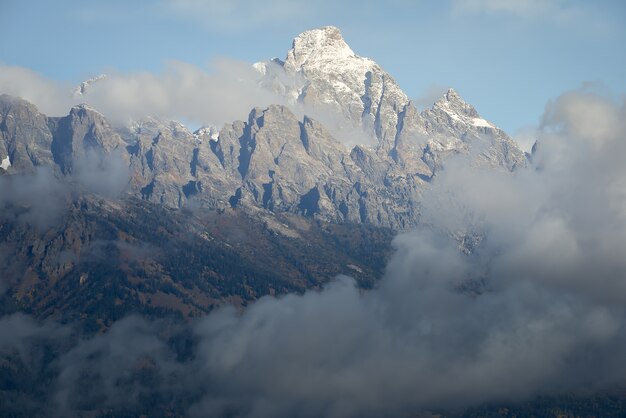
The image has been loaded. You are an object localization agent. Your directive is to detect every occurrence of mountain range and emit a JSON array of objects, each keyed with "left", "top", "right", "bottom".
[{"left": 1, "top": 26, "right": 526, "bottom": 230}]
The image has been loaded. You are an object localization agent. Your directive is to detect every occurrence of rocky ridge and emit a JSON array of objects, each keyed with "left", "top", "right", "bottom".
[{"left": 0, "top": 26, "right": 526, "bottom": 230}]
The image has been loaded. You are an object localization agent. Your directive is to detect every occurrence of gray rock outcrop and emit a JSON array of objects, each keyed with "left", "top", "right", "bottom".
[{"left": 0, "top": 94, "right": 55, "bottom": 171}]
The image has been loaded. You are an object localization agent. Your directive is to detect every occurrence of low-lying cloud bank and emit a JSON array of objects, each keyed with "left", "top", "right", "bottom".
[
  {"left": 0, "top": 59, "right": 284, "bottom": 127},
  {"left": 186, "top": 84, "right": 626, "bottom": 417},
  {"left": 0, "top": 151, "right": 130, "bottom": 229},
  {"left": 1, "top": 87, "right": 626, "bottom": 417}
]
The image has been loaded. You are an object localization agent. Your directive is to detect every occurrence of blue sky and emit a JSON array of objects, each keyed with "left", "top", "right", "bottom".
[{"left": 0, "top": 0, "right": 624, "bottom": 136}]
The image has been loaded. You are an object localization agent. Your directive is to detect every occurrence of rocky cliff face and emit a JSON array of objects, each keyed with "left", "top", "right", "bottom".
[
  {"left": 420, "top": 88, "right": 526, "bottom": 171},
  {"left": 47, "top": 104, "right": 126, "bottom": 174},
  {"left": 0, "top": 27, "right": 527, "bottom": 230},
  {"left": 122, "top": 117, "right": 209, "bottom": 208},
  {"left": 0, "top": 94, "right": 55, "bottom": 171}
]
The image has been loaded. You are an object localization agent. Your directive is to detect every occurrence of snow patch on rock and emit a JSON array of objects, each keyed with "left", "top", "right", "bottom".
[{"left": 1, "top": 155, "right": 11, "bottom": 170}]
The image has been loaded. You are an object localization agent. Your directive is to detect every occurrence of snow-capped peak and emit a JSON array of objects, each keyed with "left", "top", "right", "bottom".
[
  {"left": 194, "top": 125, "right": 220, "bottom": 142},
  {"left": 284, "top": 26, "right": 358, "bottom": 72},
  {"left": 0, "top": 155, "right": 11, "bottom": 170},
  {"left": 433, "top": 88, "right": 481, "bottom": 120},
  {"left": 258, "top": 26, "right": 410, "bottom": 146},
  {"left": 70, "top": 103, "right": 106, "bottom": 118},
  {"left": 435, "top": 88, "right": 470, "bottom": 109}
]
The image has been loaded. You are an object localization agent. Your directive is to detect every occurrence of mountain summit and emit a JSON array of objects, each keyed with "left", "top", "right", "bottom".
[
  {"left": 258, "top": 26, "right": 409, "bottom": 147},
  {"left": 435, "top": 88, "right": 479, "bottom": 116},
  {"left": 284, "top": 26, "right": 356, "bottom": 71},
  {"left": 257, "top": 27, "right": 525, "bottom": 170}
]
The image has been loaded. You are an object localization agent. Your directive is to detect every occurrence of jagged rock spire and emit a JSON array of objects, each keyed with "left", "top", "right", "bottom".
[{"left": 434, "top": 88, "right": 480, "bottom": 118}]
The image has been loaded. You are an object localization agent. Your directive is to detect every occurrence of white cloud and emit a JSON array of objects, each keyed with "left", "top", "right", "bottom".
[
  {"left": 413, "top": 84, "right": 449, "bottom": 111},
  {"left": 0, "top": 59, "right": 285, "bottom": 127},
  {"left": 0, "top": 64, "right": 75, "bottom": 116},
  {"left": 0, "top": 59, "right": 379, "bottom": 148},
  {"left": 512, "top": 127, "right": 538, "bottom": 152},
  {"left": 83, "top": 59, "right": 289, "bottom": 126}
]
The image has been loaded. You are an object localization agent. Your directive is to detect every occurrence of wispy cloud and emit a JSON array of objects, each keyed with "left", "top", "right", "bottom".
[
  {"left": 454, "top": 0, "right": 577, "bottom": 19},
  {"left": 451, "top": 0, "right": 614, "bottom": 32},
  {"left": 161, "top": 0, "right": 322, "bottom": 31},
  {"left": 0, "top": 64, "right": 74, "bottom": 117},
  {"left": 0, "top": 59, "right": 285, "bottom": 127}
]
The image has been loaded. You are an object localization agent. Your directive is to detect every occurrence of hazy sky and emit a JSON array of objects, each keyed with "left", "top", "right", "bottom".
[{"left": 0, "top": 0, "right": 624, "bottom": 134}]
